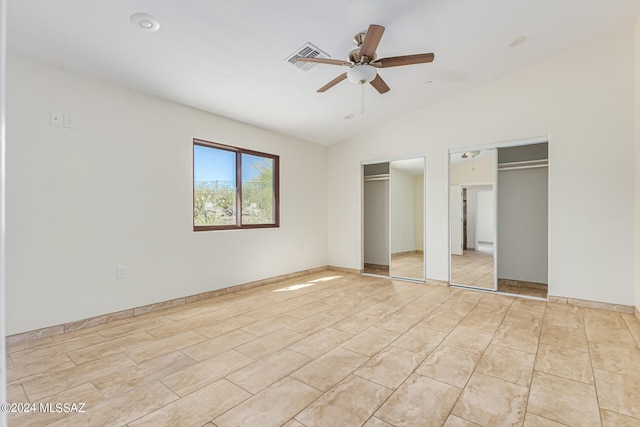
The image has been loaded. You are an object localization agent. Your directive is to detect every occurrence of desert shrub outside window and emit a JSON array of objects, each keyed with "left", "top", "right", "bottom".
[{"left": 193, "top": 139, "right": 279, "bottom": 230}]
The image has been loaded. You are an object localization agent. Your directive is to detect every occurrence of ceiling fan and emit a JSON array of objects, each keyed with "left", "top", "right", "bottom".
[
  {"left": 461, "top": 150, "right": 481, "bottom": 159},
  {"left": 296, "top": 24, "right": 435, "bottom": 94}
]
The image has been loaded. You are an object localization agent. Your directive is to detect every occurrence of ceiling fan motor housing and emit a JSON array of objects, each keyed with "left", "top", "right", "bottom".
[{"left": 347, "top": 48, "right": 377, "bottom": 64}]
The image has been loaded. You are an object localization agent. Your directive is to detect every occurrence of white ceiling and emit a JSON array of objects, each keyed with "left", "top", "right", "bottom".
[{"left": 7, "top": 1, "right": 640, "bottom": 145}]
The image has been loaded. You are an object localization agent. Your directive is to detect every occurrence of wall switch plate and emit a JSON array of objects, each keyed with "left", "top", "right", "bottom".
[
  {"left": 63, "top": 114, "right": 74, "bottom": 129},
  {"left": 116, "top": 265, "right": 127, "bottom": 280},
  {"left": 49, "top": 112, "right": 63, "bottom": 127}
]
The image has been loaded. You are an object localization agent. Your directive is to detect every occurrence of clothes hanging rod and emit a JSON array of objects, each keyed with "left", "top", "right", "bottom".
[
  {"left": 498, "top": 164, "right": 548, "bottom": 171},
  {"left": 498, "top": 159, "right": 547, "bottom": 167},
  {"left": 364, "top": 174, "right": 389, "bottom": 181}
]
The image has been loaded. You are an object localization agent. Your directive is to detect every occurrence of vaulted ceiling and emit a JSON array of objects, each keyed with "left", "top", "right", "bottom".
[{"left": 7, "top": 0, "right": 640, "bottom": 145}]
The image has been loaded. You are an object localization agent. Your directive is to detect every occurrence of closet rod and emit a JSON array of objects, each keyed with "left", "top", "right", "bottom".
[
  {"left": 498, "top": 164, "right": 548, "bottom": 171},
  {"left": 364, "top": 174, "right": 389, "bottom": 182}
]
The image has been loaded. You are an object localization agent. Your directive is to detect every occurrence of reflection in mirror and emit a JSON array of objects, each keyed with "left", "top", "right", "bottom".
[
  {"left": 450, "top": 149, "right": 495, "bottom": 289},
  {"left": 363, "top": 163, "right": 390, "bottom": 276},
  {"left": 390, "top": 158, "right": 425, "bottom": 280}
]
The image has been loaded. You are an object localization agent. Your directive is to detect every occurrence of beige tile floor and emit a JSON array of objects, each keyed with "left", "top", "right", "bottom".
[
  {"left": 366, "top": 252, "right": 547, "bottom": 299},
  {"left": 363, "top": 264, "right": 389, "bottom": 276},
  {"left": 362, "top": 252, "right": 424, "bottom": 279},
  {"left": 6, "top": 271, "right": 640, "bottom": 426},
  {"left": 451, "top": 250, "right": 495, "bottom": 290},
  {"left": 390, "top": 253, "right": 424, "bottom": 281},
  {"left": 452, "top": 249, "right": 548, "bottom": 298},
  {"left": 498, "top": 282, "right": 548, "bottom": 299}
]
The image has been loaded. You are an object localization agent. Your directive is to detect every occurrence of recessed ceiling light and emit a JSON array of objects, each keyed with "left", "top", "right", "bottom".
[
  {"left": 509, "top": 36, "right": 527, "bottom": 48},
  {"left": 130, "top": 13, "right": 160, "bottom": 32}
]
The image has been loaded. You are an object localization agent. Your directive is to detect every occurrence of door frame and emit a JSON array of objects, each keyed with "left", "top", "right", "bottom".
[{"left": 450, "top": 185, "right": 464, "bottom": 256}]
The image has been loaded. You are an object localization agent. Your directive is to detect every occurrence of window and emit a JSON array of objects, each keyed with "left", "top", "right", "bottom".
[{"left": 193, "top": 139, "right": 279, "bottom": 231}]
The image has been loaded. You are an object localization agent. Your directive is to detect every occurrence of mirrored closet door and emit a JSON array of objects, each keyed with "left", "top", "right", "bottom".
[
  {"left": 449, "top": 149, "right": 497, "bottom": 290},
  {"left": 449, "top": 142, "right": 549, "bottom": 298},
  {"left": 363, "top": 157, "right": 425, "bottom": 281}
]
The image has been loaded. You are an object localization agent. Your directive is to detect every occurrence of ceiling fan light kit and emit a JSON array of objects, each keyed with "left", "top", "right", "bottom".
[
  {"left": 295, "top": 24, "right": 435, "bottom": 95},
  {"left": 347, "top": 64, "right": 377, "bottom": 84}
]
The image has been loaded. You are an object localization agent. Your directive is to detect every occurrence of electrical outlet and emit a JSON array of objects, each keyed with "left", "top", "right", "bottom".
[
  {"left": 49, "top": 112, "right": 63, "bottom": 127},
  {"left": 116, "top": 265, "right": 127, "bottom": 280}
]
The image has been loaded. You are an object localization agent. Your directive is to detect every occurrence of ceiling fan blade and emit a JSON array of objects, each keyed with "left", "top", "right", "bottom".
[
  {"left": 369, "top": 74, "right": 390, "bottom": 94},
  {"left": 359, "top": 24, "right": 385, "bottom": 60},
  {"left": 317, "top": 73, "right": 348, "bottom": 92},
  {"left": 374, "top": 53, "right": 435, "bottom": 68},
  {"left": 295, "top": 57, "right": 353, "bottom": 67}
]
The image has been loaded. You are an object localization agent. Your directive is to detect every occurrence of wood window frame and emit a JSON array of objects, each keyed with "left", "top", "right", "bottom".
[{"left": 193, "top": 138, "right": 280, "bottom": 231}]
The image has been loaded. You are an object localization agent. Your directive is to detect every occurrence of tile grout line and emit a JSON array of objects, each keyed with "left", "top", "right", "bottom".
[
  {"left": 584, "top": 307, "right": 606, "bottom": 427},
  {"left": 521, "top": 299, "right": 547, "bottom": 424},
  {"left": 372, "top": 293, "right": 487, "bottom": 425},
  {"left": 620, "top": 312, "right": 640, "bottom": 349},
  {"left": 8, "top": 272, "right": 640, "bottom": 426},
  {"left": 290, "top": 286, "right": 461, "bottom": 427},
  {"left": 444, "top": 295, "right": 514, "bottom": 425}
]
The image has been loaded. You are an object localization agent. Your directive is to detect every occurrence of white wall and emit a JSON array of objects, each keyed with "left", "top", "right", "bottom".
[
  {"left": 6, "top": 56, "right": 328, "bottom": 335},
  {"left": 390, "top": 168, "right": 416, "bottom": 254},
  {"left": 0, "top": 0, "right": 7, "bottom": 419},
  {"left": 636, "top": 16, "right": 640, "bottom": 313},
  {"left": 476, "top": 191, "right": 494, "bottom": 244},
  {"left": 328, "top": 28, "right": 636, "bottom": 306},
  {"left": 450, "top": 156, "right": 494, "bottom": 186}
]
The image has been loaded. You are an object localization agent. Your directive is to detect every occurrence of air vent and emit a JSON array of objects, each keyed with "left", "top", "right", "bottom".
[{"left": 285, "top": 42, "right": 329, "bottom": 71}]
